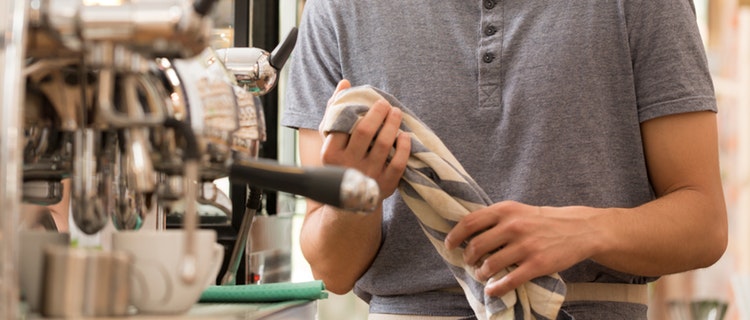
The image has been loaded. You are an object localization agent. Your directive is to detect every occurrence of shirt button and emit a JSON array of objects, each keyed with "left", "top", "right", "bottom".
[
  {"left": 484, "top": 0, "right": 496, "bottom": 9},
  {"left": 483, "top": 52, "right": 495, "bottom": 63},
  {"left": 484, "top": 25, "right": 497, "bottom": 36}
]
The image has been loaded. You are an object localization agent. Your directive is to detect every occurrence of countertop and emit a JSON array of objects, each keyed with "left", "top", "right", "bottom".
[{"left": 26, "top": 300, "right": 317, "bottom": 320}]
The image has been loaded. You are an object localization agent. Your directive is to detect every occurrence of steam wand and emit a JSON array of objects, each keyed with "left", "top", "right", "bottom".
[
  {"left": 220, "top": 185, "right": 263, "bottom": 285},
  {"left": 216, "top": 27, "right": 298, "bottom": 95},
  {"left": 163, "top": 117, "right": 201, "bottom": 284}
]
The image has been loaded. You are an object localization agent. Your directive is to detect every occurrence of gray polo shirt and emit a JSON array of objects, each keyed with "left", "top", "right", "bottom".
[{"left": 281, "top": 0, "right": 716, "bottom": 318}]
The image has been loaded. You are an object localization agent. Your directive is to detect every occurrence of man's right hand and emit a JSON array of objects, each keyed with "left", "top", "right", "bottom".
[{"left": 319, "top": 79, "right": 411, "bottom": 202}]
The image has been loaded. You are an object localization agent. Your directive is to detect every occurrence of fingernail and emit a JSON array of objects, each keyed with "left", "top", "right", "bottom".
[
  {"left": 444, "top": 238, "right": 453, "bottom": 250},
  {"left": 473, "top": 262, "right": 483, "bottom": 279},
  {"left": 485, "top": 279, "right": 500, "bottom": 294}
]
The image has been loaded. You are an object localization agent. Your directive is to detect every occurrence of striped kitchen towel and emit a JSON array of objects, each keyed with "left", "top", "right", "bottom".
[{"left": 319, "top": 86, "right": 567, "bottom": 320}]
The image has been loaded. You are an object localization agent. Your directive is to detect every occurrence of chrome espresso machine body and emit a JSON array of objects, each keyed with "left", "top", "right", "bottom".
[{"left": 0, "top": 0, "right": 378, "bottom": 317}]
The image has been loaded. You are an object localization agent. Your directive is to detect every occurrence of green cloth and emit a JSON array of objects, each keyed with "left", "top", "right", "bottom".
[{"left": 199, "top": 281, "right": 328, "bottom": 303}]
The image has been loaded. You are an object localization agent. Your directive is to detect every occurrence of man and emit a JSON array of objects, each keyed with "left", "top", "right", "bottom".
[{"left": 281, "top": 0, "right": 728, "bottom": 318}]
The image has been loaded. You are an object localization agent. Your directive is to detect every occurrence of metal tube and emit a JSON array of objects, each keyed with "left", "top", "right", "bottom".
[
  {"left": 0, "top": 0, "right": 28, "bottom": 317},
  {"left": 122, "top": 74, "right": 156, "bottom": 193},
  {"left": 95, "top": 44, "right": 164, "bottom": 129},
  {"left": 179, "top": 160, "right": 200, "bottom": 284},
  {"left": 221, "top": 186, "right": 263, "bottom": 285}
]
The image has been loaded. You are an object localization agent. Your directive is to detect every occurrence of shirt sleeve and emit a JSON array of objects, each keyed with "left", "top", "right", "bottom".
[
  {"left": 628, "top": 0, "right": 717, "bottom": 122},
  {"left": 281, "top": 0, "right": 342, "bottom": 130}
]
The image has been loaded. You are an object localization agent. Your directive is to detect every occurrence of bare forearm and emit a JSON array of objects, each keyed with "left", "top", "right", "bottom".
[
  {"left": 300, "top": 201, "right": 382, "bottom": 294},
  {"left": 588, "top": 187, "right": 727, "bottom": 276}
]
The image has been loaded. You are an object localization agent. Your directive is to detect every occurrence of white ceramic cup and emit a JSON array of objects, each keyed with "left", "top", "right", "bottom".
[
  {"left": 19, "top": 230, "right": 70, "bottom": 313},
  {"left": 40, "top": 247, "right": 132, "bottom": 318},
  {"left": 111, "top": 229, "right": 223, "bottom": 314}
]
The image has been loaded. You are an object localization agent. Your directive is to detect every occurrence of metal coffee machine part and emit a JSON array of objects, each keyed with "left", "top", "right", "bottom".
[
  {"left": 215, "top": 28, "right": 299, "bottom": 95},
  {"left": 8, "top": 0, "right": 382, "bottom": 311},
  {"left": 22, "top": 0, "right": 221, "bottom": 235},
  {"left": 26, "top": 0, "right": 214, "bottom": 60},
  {"left": 19, "top": 0, "right": 222, "bottom": 289}
]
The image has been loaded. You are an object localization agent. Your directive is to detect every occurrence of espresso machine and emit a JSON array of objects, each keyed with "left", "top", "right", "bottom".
[{"left": 0, "top": 0, "right": 379, "bottom": 317}]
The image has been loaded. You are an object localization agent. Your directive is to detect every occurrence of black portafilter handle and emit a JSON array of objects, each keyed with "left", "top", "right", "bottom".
[
  {"left": 229, "top": 158, "right": 380, "bottom": 212},
  {"left": 269, "top": 27, "right": 298, "bottom": 70},
  {"left": 192, "top": 0, "right": 218, "bottom": 16}
]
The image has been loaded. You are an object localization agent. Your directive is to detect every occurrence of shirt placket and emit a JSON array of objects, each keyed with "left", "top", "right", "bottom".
[{"left": 478, "top": 0, "right": 503, "bottom": 109}]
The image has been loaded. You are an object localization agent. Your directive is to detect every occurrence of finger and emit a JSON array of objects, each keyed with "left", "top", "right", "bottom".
[
  {"left": 381, "top": 131, "right": 411, "bottom": 184},
  {"left": 334, "top": 79, "right": 352, "bottom": 96},
  {"left": 366, "top": 107, "right": 403, "bottom": 168},
  {"left": 347, "top": 99, "right": 391, "bottom": 159},
  {"left": 322, "top": 80, "right": 354, "bottom": 139},
  {"left": 327, "top": 79, "right": 352, "bottom": 107},
  {"left": 320, "top": 133, "right": 351, "bottom": 165},
  {"left": 484, "top": 262, "right": 536, "bottom": 298},
  {"left": 445, "top": 208, "right": 498, "bottom": 250},
  {"left": 474, "top": 241, "right": 522, "bottom": 282},
  {"left": 463, "top": 224, "right": 510, "bottom": 267}
]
